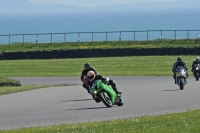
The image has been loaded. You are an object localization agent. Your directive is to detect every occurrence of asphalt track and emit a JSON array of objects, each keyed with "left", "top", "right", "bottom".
[{"left": 1, "top": 76, "right": 200, "bottom": 130}]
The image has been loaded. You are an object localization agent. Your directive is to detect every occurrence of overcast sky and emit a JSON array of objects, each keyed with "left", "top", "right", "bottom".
[{"left": 28, "top": 0, "right": 181, "bottom": 7}]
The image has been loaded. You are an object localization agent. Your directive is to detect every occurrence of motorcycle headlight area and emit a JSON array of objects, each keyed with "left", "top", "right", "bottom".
[
  {"left": 196, "top": 67, "right": 199, "bottom": 70},
  {"left": 94, "top": 90, "right": 98, "bottom": 94}
]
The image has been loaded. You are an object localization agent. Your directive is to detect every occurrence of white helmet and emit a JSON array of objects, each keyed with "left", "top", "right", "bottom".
[{"left": 87, "top": 71, "right": 95, "bottom": 82}]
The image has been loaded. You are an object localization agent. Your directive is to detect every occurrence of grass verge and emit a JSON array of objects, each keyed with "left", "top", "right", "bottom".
[
  {"left": 0, "top": 84, "right": 74, "bottom": 96},
  {"left": 0, "top": 77, "right": 21, "bottom": 87},
  {"left": 0, "top": 77, "right": 20, "bottom": 84},
  {"left": 1, "top": 108, "right": 200, "bottom": 133},
  {"left": 0, "top": 39, "right": 200, "bottom": 52},
  {"left": 0, "top": 56, "right": 197, "bottom": 77}
]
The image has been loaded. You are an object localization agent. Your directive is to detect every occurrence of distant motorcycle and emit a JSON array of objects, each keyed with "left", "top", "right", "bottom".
[
  {"left": 90, "top": 79, "right": 123, "bottom": 107},
  {"left": 193, "top": 64, "right": 200, "bottom": 81},
  {"left": 175, "top": 66, "right": 187, "bottom": 90}
]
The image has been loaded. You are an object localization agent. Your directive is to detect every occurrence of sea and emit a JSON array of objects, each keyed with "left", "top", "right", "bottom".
[{"left": 0, "top": 9, "right": 200, "bottom": 44}]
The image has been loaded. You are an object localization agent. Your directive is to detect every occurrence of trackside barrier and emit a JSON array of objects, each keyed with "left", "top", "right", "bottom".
[
  {"left": 0, "top": 30, "right": 200, "bottom": 44},
  {"left": 1, "top": 48, "right": 200, "bottom": 60}
]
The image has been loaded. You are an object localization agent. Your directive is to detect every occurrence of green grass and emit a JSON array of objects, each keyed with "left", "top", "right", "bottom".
[
  {"left": 0, "top": 84, "right": 73, "bottom": 96},
  {"left": 0, "top": 56, "right": 197, "bottom": 77},
  {"left": 1, "top": 108, "right": 200, "bottom": 133},
  {"left": 0, "top": 39, "right": 200, "bottom": 52},
  {"left": 0, "top": 77, "right": 20, "bottom": 83}
]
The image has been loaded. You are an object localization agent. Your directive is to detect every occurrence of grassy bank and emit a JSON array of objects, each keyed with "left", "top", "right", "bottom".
[
  {"left": 0, "top": 77, "right": 20, "bottom": 84},
  {"left": 0, "top": 77, "right": 21, "bottom": 87},
  {"left": 0, "top": 39, "right": 200, "bottom": 52},
  {"left": 0, "top": 56, "right": 197, "bottom": 77},
  {"left": 0, "top": 84, "right": 73, "bottom": 96},
  {"left": 1, "top": 108, "right": 200, "bottom": 133}
]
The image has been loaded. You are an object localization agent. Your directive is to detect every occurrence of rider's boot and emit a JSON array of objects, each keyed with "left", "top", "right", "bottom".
[
  {"left": 115, "top": 90, "right": 122, "bottom": 98},
  {"left": 116, "top": 91, "right": 122, "bottom": 95}
]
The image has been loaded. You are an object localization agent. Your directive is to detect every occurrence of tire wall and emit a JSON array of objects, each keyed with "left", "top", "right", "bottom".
[{"left": 1, "top": 48, "right": 200, "bottom": 60}]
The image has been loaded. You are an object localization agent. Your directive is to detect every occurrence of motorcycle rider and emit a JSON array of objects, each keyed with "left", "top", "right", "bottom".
[
  {"left": 86, "top": 71, "right": 121, "bottom": 99},
  {"left": 172, "top": 57, "right": 188, "bottom": 84},
  {"left": 80, "top": 63, "right": 98, "bottom": 93},
  {"left": 191, "top": 57, "right": 200, "bottom": 74}
]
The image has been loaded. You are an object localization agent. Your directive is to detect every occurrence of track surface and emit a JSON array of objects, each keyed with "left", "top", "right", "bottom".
[{"left": 1, "top": 76, "right": 200, "bottom": 130}]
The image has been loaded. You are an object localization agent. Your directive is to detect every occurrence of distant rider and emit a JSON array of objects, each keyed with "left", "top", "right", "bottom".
[
  {"left": 86, "top": 70, "right": 120, "bottom": 96},
  {"left": 172, "top": 57, "right": 188, "bottom": 84},
  {"left": 191, "top": 57, "right": 200, "bottom": 74},
  {"left": 80, "top": 63, "right": 98, "bottom": 93}
]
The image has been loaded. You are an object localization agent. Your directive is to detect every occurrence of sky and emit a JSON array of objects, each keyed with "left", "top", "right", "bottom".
[
  {"left": 1, "top": 0, "right": 199, "bottom": 15},
  {"left": 28, "top": 0, "right": 181, "bottom": 7}
]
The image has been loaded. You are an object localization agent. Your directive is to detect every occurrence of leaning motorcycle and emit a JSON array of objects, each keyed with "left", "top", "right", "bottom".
[
  {"left": 90, "top": 79, "right": 123, "bottom": 107},
  {"left": 175, "top": 66, "right": 187, "bottom": 90},
  {"left": 193, "top": 64, "right": 200, "bottom": 81}
]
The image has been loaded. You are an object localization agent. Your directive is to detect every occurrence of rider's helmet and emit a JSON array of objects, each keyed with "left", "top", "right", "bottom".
[
  {"left": 196, "top": 57, "right": 200, "bottom": 62},
  {"left": 87, "top": 71, "right": 95, "bottom": 82},
  {"left": 177, "top": 57, "right": 182, "bottom": 63},
  {"left": 84, "top": 63, "right": 91, "bottom": 70}
]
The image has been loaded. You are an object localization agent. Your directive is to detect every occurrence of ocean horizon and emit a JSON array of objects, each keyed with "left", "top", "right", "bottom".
[{"left": 0, "top": 9, "right": 200, "bottom": 44}]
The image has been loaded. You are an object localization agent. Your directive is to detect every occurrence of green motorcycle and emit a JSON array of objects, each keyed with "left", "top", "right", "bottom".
[{"left": 90, "top": 79, "right": 123, "bottom": 107}]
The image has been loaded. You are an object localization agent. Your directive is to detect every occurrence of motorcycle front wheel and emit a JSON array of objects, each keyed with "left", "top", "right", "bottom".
[
  {"left": 195, "top": 73, "right": 199, "bottom": 81},
  {"left": 100, "top": 92, "right": 112, "bottom": 107},
  {"left": 180, "top": 77, "right": 184, "bottom": 90}
]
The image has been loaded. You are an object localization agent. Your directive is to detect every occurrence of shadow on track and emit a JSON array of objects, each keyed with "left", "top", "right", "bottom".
[
  {"left": 67, "top": 106, "right": 110, "bottom": 110},
  {"left": 161, "top": 89, "right": 180, "bottom": 91},
  {"left": 61, "top": 98, "right": 93, "bottom": 103}
]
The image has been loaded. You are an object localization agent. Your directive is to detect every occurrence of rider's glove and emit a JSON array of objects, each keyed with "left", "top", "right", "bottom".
[
  {"left": 81, "top": 78, "right": 85, "bottom": 82},
  {"left": 81, "top": 76, "right": 87, "bottom": 82},
  {"left": 102, "top": 76, "right": 109, "bottom": 84}
]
